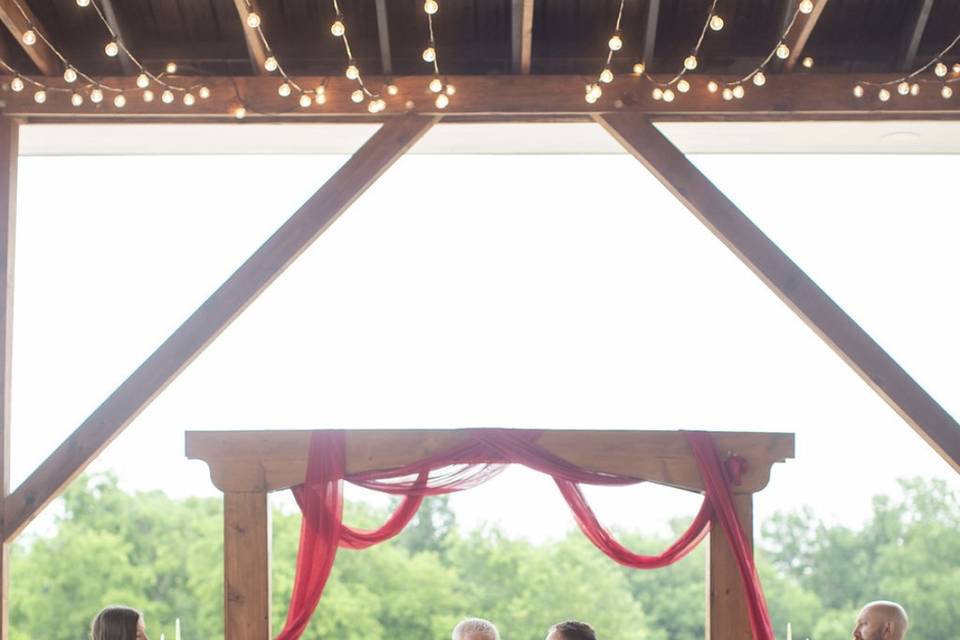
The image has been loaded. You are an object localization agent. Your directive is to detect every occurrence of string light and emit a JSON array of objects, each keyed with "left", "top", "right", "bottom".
[
  {"left": 422, "top": 46, "right": 436, "bottom": 62},
  {"left": 709, "top": 15, "right": 724, "bottom": 31},
  {"left": 21, "top": 29, "right": 36, "bottom": 46},
  {"left": 246, "top": 12, "right": 261, "bottom": 28},
  {"left": 104, "top": 40, "right": 119, "bottom": 57},
  {"left": 662, "top": 88, "right": 675, "bottom": 102},
  {"left": 722, "top": 87, "right": 733, "bottom": 100},
  {"left": 33, "top": 89, "right": 45, "bottom": 103},
  {"left": 422, "top": 0, "right": 452, "bottom": 109},
  {"left": 677, "top": 78, "right": 690, "bottom": 93},
  {"left": 63, "top": 67, "right": 77, "bottom": 83},
  {"left": 330, "top": 0, "right": 381, "bottom": 111},
  {"left": 633, "top": 62, "right": 645, "bottom": 74},
  {"left": 10, "top": 77, "right": 23, "bottom": 92},
  {"left": 802, "top": 56, "right": 814, "bottom": 68},
  {"left": 935, "top": 62, "right": 948, "bottom": 77},
  {"left": 683, "top": 55, "right": 698, "bottom": 70},
  {"left": 776, "top": 43, "right": 790, "bottom": 59},
  {"left": 752, "top": 71, "right": 766, "bottom": 86},
  {"left": 76, "top": 0, "right": 90, "bottom": 6},
  {"left": 424, "top": 0, "right": 439, "bottom": 14},
  {"left": 90, "top": 87, "right": 104, "bottom": 103},
  {"left": 233, "top": 105, "right": 247, "bottom": 120},
  {"left": 587, "top": 0, "right": 628, "bottom": 102},
  {"left": 609, "top": 32, "right": 623, "bottom": 51},
  {"left": 165, "top": 61, "right": 177, "bottom": 74},
  {"left": 331, "top": 19, "right": 345, "bottom": 37},
  {"left": 897, "top": 81, "right": 910, "bottom": 95},
  {"left": 878, "top": 88, "right": 890, "bottom": 101},
  {"left": 264, "top": 56, "right": 278, "bottom": 72},
  {"left": 386, "top": 83, "right": 399, "bottom": 96},
  {"left": 942, "top": 85, "right": 953, "bottom": 98},
  {"left": 278, "top": 82, "right": 292, "bottom": 97},
  {"left": 143, "top": 89, "right": 154, "bottom": 102},
  {"left": 599, "top": 68, "right": 614, "bottom": 83},
  {"left": 799, "top": 0, "right": 814, "bottom": 14},
  {"left": 198, "top": 86, "right": 211, "bottom": 99},
  {"left": 161, "top": 89, "right": 174, "bottom": 104},
  {"left": 707, "top": 80, "right": 719, "bottom": 93},
  {"left": 351, "top": 89, "right": 364, "bottom": 103},
  {"left": 113, "top": 93, "right": 126, "bottom": 108},
  {"left": 652, "top": 87, "right": 663, "bottom": 100},
  {"left": 70, "top": 92, "right": 83, "bottom": 106},
  {"left": 732, "top": 84, "right": 745, "bottom": 98},
  {"left": 429, "top": 77, "right": 443, "bottom": 93},
  {"left": 299, "top": 94, "right": 312, "bottom": 108},
  {"left": 853, "top": 85, "right": 864, "bottom": 98},
  {"left": 853, "top": 27, "right": 960, "bottom": 102},
  {"left": 183, "top": 92, "right": 195, "bottom": 106}
]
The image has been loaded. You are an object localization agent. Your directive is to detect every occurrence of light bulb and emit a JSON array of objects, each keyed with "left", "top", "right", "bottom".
[
  {"left": 802, "top": 56, "right": 814, "bottom": 68},
  {"left": 588, "top": 83, "right": 602, "bottom": 100},
  {"left": 608, "top": 34, "right": 623, "bottom": 51},
  {"left": 314, "top": 92, "right": 327, "bottom": 105},
  {"left": 935, "top": 62, "right": 948, "bottom": 77},
  {"left": 70, "top": 92, "right": 83, "bottom": 106},
  {"left": 246, "top": 12, "right": 261, "bottom": 28},
  {"left": 234, "top": 105, "right": 247, "bottom": 120},
  {"left": 345, "top": 64, "right": 359, "bottom": 80},
  {"left": 299, "top": 94, "right": 312, "bottom": 108},
  {"left": 633, "top": 62, "right": 645, "bottom": 75},
  {"left": 753, "top": 71, "right": 766, "bottom": 86},
  {"left": 599, "top": 68, "right": 613, "bottom": 83},
  {"left": 387, "top": 83, "right": 399, "bottom": 96},
  {"left": 954, "top": 63, "right": 960, "bottom": 74},
  {"left": 429, "top": 77, "right": 443, "bottom": 93},
  {"left": 651, "top": 87, "right": 663, "bottom": 100},
  {"left": 435, "top": 93, "right": 449, "bottom": 109},
  {"left": 199, "top": 86, "right": 211, "bottom": 99},
  {"left": 445, "top": 83, "right": 456, "bottom": 95},
  {"left": 684, "top": 55, "right": 698, "bottom": 70},
  {"left": 33, "top": 89, "right": 46, "bottom": 104},
  {"left": 677, "top": 79, "right": 690, "bottom": 93},
  {"left": 853, "top": 84, "right": 864, "bottom": 98},
  {"left": 709, "top": 15, "right": 724, "bottom": 31},
  {"left": 166, "top": 62, "right": 177, "bottom": 74},
  {"left": 707, "top": 80, "right": 719, "bottom": 93},
  {"left": 64, "top": 67, "right": 78, "bottom": 83},
  {"left": 278, "top": 82, "right": 292, "bottom": 97},
  {"left": 662, "top": 88, "right": 675, "bottom": 102},
  {"left": 422, "top": 47, "right": 436, "bottom": 63},
  {"left": 799, "top": 0, "right": 814, "bottom": 14},
  {"left": 264, "top": 57, "right": 278, "bottom": 72},
  {"left": 351, "top": 89, "right": 364, "bottom": 103},
  {"left": 76, "top": 0, "right": 90, "bottom": 6},
  {"left": 183, "top": 92, "right": 195, "bottom": 106},
  {"left": 161, "top": 89, "right": 174, "bottom": 104},
  {"left": 143, "top": 89, "right": 154, "bottom": 102},
  {"left": 22, "top": 30, "right": 36, "bottom": 46},
  {"left": 10, "top": 77, "right": 23, "bottom": 92},
  {"left": 424, "top": 0, "right": 439, "bottom": 14},
  {"left": 331, "top": 20, "right": 345, "bottom": 37},
  {"left": 113, "top": 94, "right": 126, "bottom": 108},
  {"left": 90, "top": 87, "right": 104, "bottom": 103},
  {"left": 776, "top": 43, "right": 790, "bottom": 59},
  {"left": 585, "top": 92, "right": 598, "bottom": 104},
  {"left": 733, "top": 84, "right": 745, "bottom": 98},
  {"left": 942, "top": 85, "right": 953, "bottom": 99},
  {"left": 368, "top": 100, "right": 379, "bottom": 113},
  {"left": 105, "top": 41, "right": 119, "bottom": 56},
  {"left": 878, "top": 88, "right": 890, "bottom": 102},
  {"left": 722, "top": 87, "right": 734, "bottom": 101},
  {"left": 910, "top": 83, "right": 919, "bottom": 96},
  {"left": 897, "top": 81, "right": 910, "bottom": 95},
  {"left": 133, "top": 73, "right": 148, "bottom": 89}
]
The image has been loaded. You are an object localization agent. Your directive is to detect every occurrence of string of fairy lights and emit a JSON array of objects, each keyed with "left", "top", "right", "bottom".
[{"left": 2, "top": 0, "right": 958, "bottom": 114}]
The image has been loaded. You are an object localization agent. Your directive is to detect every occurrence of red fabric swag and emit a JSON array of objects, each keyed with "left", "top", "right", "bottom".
[{"left": 275, "top": 430, "right": 774, "bottom": 640}]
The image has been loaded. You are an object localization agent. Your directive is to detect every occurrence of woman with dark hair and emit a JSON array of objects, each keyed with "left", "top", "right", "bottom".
[{"left": 90, "top": 605, "right": 149, "bottom": 640}]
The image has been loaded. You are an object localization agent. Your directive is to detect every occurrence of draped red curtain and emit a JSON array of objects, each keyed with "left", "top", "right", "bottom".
[{"left": 274, "top": 430, "right": 774, "bottom": 640}]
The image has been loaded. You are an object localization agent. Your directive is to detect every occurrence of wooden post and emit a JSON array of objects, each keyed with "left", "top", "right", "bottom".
[
  {"left": 706, "top": 493, "right": 753, "bottom": 640},
  {"left": 0, "top": 117, "right": 18, "bottom": 640},
  {"left": 224, "top": 492, "right": 271, "bottom": 640}
]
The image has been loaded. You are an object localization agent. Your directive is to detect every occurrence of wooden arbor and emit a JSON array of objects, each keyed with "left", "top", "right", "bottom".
[{"left": 187, "top": 429, "right": 794, "bottom": 640}]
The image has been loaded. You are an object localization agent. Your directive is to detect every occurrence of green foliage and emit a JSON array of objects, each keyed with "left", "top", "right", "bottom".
[{"left": 9, "top": 474, "right": 960, "bottom": 640}]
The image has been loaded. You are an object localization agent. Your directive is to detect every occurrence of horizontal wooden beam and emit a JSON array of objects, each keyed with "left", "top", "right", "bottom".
[
  {"left": 597, "top": 113, "right": 960, "bottom": 474},
  {"left": 2, "top": 74, "right": 960, "bottom": 121},
  {"left": 186, "top": 429, "right": 795, "bottom": 494},
  {"left": 1, "top": 115, "right": 437, "bottom": 542}
]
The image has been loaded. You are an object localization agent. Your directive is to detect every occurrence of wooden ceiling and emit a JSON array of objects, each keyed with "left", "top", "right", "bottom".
[{"left": 0, "top": 0, "right": 953, "bottom": 78}]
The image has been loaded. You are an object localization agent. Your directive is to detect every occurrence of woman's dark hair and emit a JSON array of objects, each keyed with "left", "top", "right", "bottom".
[
  {"left": 91, "top": 605, "right": 141, "bottom": 640},
  {"left": 552, "top": 620, "right": 598, "bottom": 640}
]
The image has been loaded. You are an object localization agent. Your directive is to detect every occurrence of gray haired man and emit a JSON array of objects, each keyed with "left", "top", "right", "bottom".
[{"left": 452, "top": 617, "right": 500, "bottom": 640}]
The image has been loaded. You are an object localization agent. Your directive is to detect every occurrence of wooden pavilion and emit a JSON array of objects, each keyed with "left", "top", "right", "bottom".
[{"left": 0, "top": 0, "right": 959, "bottom": 638}]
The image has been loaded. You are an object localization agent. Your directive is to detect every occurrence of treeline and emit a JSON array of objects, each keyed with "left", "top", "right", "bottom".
[{"left": 9, "top": 475, "right": 960, "bottom": 639}]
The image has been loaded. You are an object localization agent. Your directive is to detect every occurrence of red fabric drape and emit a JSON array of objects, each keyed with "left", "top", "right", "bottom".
[{"left": 274, "top": 430, "right": 774, "bottom": 640}]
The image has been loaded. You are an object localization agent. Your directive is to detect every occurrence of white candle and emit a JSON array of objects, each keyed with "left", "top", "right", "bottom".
[
  {"left": 160, "top": 635, "right": 165, "bottom": 640},
  {"left": 175, "top": 618, "right": 181, "bottom": 640},
  {"left": 786, "top": 622, "right": 792, "bottom": 640}
]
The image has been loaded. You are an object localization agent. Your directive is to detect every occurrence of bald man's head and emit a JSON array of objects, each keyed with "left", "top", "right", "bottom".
[{"left": 853, "top": 601, "right": 909, "bottom": 640}]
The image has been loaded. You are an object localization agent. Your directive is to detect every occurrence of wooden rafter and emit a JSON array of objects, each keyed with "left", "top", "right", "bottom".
[
  {"left": 898, "top": 0, "right": 935, "bottom": 72},
  {"left": 512, "top": 0, "right": 535, "bottom": 74},
  {"left": 596, "top": 113, "right": 960, "bottom": 474},
  {"left": 4, "top": 74, "right": 960, "bottom": 120},
  {"left": 642, "top": 0, "right": 661, "bottom": 68},
  {"left": 0, "top": 0, "right": 58, "bottom": 75},
  {"left": 374, "top": 0, "right": 392, "bottom": 77},
  {"left": 99, "top": 0, "right": 136, "bottom": 76},
  {"left": 0, "top": 117, "right": 17, "bottom": 640},
  {"left": 0, "top": 115, "right": 437, "bottom": 543},
  {"left": 783, "top": 0, "right": 830, "bottom": 72},
  {"left": 232, "top": 0, "right": 269, "bottom": 74}
]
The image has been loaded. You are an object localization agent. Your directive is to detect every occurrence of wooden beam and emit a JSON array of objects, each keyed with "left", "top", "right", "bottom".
[
  {"left": 707, "top": 494, "right": 753, "bottom": 640},
  {"left": 187, "top": 430, "right": 795, "bottom": 494},
  {"left": 596, "top": 113, "right": 960, "bottom": 474},
  {"left": 233, "top": 0, "right": 269, "bottom": 74},
  {"left": 5, "top": 74, "right": 960, "bottom": 121},
  {"left": 374, "top": 0, "right": 392, "bottom": 77},
  {"left": 98, "top": 0, "right": 136, "bottom": 76},
  {"left": 0, "top": 118, "right": 17, "bottom": 640},
  {"left": 0, "top": 0, "right": 58, "bottom": 75},
  {"left": 511, "top": 0, "right": 534, "bottom": 74},
  {"left": 783, "top": 0, "right": 830, "bottom": 72},
  {"left": 224, "top": 492, "right": 270, "bottom": 640},
  {"left": 0, "top": 114, "right": 437, "bottom": 542},
  {"left": 898, "top": 0, "right": 934, "bottom": 72},
  {"left": 642, "top": 0, "right": 661, "bottom": 68}
]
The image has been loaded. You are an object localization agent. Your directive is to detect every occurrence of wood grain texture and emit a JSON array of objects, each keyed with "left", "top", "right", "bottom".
[
  {"left": 0, "top": 0, "right": 57, "bottom": 75},
  {"left": 1, "top": 115, "right": 437, "bottom": 543},
  {"left": 512, "top": 0, "right": 535, "bottom": 73},
  {"left": 0, "top": 117, "right": 15, "bottom": 640},
  {"left": 224, "top": 492, "right": 270, "bottom": 640},
  {"left": 186, "top": 430, "right": 794, "bottom": 494},
  {"left": 706, "top": 493, "right": 752, "bottom": 640},
  {"left": 597, "top": 113, "right": 960, "bottom": 474}
]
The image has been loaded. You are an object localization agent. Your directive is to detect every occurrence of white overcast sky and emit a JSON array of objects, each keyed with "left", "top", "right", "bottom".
[{"left": 10, "top": 122, "right": 960, "bottom": 542}]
